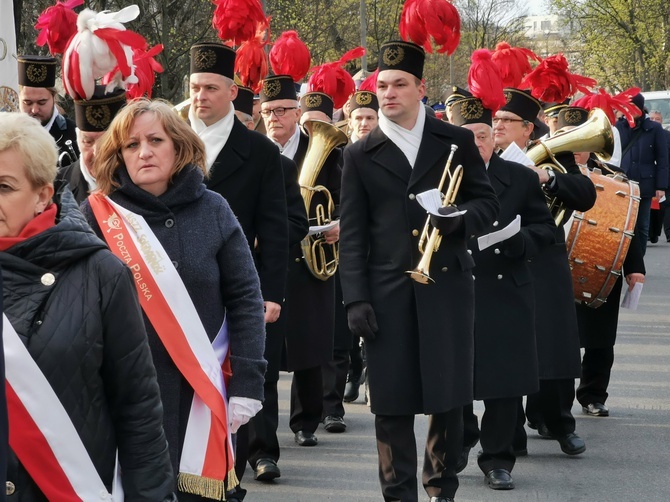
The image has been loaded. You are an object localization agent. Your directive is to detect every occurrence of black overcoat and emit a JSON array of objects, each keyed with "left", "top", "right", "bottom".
[
  {"left": 49, "top": 114, "right": 79, "bottom": 160},
  {"left": 207, "top": 118, "right": 289, "bottom": 305},
  {"left": 340, "top": 117, "right": 499, "bottom": 416},
  {"left": 58, "top": 159, "right": 89, "bottom": 204},
  {"left": 470, "top": 155, "right": 555, "bottom": 400},
  {"left": 283, "top": 133, "right": 342, "bottom": 371},
  {"left": 530, "top": 152, "right": 597, "bottom": 379}
]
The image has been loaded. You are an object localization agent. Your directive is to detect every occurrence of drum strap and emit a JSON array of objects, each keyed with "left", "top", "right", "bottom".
[{"left": 621, "top": 127, "right": 643, "bottom": 159}]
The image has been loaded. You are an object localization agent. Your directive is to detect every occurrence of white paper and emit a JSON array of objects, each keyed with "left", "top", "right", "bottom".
[
  {"left": 308, "top": 220, "right": 339, "bottom": 236},
  {"left": 660, "top": 195, "right": 667, "bottom": 203},
  {"left": 477, "top": 215, "right": 522, "bottom": 251},
  {"left": 621, "top": 282, "right": 643, "bottom": 310},
  {"left": 416, "top": 188, "right": 467, "bottom": 217},
  {"left": 500, "top": 141, "right": 535, "bottom": 167}
]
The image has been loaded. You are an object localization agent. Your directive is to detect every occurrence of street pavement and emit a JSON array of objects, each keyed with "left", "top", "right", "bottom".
[{"left": 243, "top": 240, "right": 670, "bottom": 501}]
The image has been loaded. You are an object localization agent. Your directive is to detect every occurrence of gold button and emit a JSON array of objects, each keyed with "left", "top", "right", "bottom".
[
  {"left": 497, "top": 274, "right": 503, "bottom": 280},
  {"left": 41, "top": 273, "right": 55, "bottom": 286},
  {"left": 295, "top": 258, "right": 301, "bottom": 263},
  {"left": 412, "top": 229, "right": 419, "bottom": 236},
  {"left": 467, "top": 249, "right": 472, "bottom": 255},
  {"left": 408, "top": 193, "right": 416, "bottom": 200},
  {"left": 6, "top": 481, "right": 15, "bottom": 495}
]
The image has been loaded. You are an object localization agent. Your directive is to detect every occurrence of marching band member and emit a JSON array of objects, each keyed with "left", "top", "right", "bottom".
[
  {"left": 348, "top": 90, "right": 380, "bottom": 143},
  {"left": 82, "top": 99, "right": 267, "bottom": 501},
  {"left": 0, "top": 112, "right": 175, "bottom": 501},
  {"left": 340, "top": 39, "right": 498, "bottom": 502},
  {"left": 451, "top": 50, "right": 556, "bottom": 490}
]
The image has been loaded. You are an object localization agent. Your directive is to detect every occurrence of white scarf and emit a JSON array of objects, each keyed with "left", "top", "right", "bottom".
[
  {"left": 189, "top": 103, "right": 236, "bottom": 172},
  {"left": 79, "top": 157, "right": 98, "bottom": 191},
  {"left": 43, "top": 105, "right": 59, "bottom": 131},
  {"left": 275, "top": 125, "right": 301, "bottom": 161},
  {"left": 378, "top": 102, "right": 426, "bottom": 168}
]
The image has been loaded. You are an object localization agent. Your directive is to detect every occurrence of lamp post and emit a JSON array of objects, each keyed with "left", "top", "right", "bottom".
[{"left": 544, "top": 29, "right": 550, "bottom": 57}]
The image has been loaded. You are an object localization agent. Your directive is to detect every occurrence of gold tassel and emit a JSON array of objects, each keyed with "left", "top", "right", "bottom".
[
  {"left": 226, "top": 467, "right": 240, "bottom": 493},
  {"left": 177, "top": 472, "right": 226, "bottom": 501}
]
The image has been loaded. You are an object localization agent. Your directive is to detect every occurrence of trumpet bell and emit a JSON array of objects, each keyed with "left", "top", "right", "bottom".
[{"left": 405, "top": 269, "right": 435, "bottom": 284}]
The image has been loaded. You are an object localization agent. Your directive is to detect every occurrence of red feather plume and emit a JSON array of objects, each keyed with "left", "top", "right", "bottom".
[
  {"left": 573, "top": 87, "right": 642, "bottom": 127},
  {"left": 467, "top": 49, "right": 505, "bottom": 112},
  {"left": 235, "top": 19, "right": 270, "bottom": 94},
  {"left": 307, "top": 47, "right": 365, "bottom": 109},
  {"left": 490, "top": 42, "right": 540, "bottom": 88},
  {"left": 269, "top": 31, "right": 311, "bottom": 82},
  {"left": 102, "top": 44, "right": 164, "bottom": 99},
  {"left": 35, "top": 0, "right": 84, "bottom": 55},
  {"left": 399, "top": 0, "right": 460, "bottom": 55},
  {"left": 212, "top": 0, "right": 267, "bottom": 46},
  {"left": 358, "top": 69, "right": 378, "bottom": 92},
  {"left": 518, "top": 53, "right": 596, "bottom": 103}
]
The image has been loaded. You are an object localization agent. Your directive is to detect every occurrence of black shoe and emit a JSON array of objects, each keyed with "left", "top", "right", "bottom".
[
  {"left": 485, "top": 468, "right": 515, "bottom": 490},
  {"left": 456, "top": 445, "right": 472, "bottom": 473},
  {"left": 650, "top": 235, "right": 658, "bottom": 243},
  {"left": 582, "top": 402, "right": 609, "bottom": 417},
  {"left": 429, "top": 498, "right": 454, "bottom": 502},
  {"left": 294, "top": 430, "right": 318, "bottom": 446},
  {"left": 323, "top": 415, "right": 347, "bottom": 433},
  {"left": 343, "top": 373, "right": 362, "bottom": 402},
  {"left": 535, "top": 422, "right": 554, "bottom": 439},
  {"left": 254, "top": 458, "right": 280, "bottom": 481},
  {"left": 557, "top": 432, "right": 586, "bottom": 455}
]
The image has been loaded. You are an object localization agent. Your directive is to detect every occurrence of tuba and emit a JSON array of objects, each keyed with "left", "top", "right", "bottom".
[
  {"left": 299, "top": 119, "right": 348, "bottom": 281},
  {"left": 526, "top": 108, "right": 615, "bottom": 226},
  {"left": 406, "top": 145, "right": 463, "bottom": 284},
  {"left": 172, "top": 99, "right": 190, "bottom": 121}
]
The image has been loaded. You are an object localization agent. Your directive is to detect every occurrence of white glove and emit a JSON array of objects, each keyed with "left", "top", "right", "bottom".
[{"left": 228, "top": 397, "right": 263, "bottom": 434}]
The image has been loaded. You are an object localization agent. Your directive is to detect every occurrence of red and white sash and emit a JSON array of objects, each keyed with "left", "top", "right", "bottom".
[
  {"left": 4, "top": 314, "right": 123, "bottom": 501},
  {"left": 89, "top": 194, "right": 237, "bottom": 500}
]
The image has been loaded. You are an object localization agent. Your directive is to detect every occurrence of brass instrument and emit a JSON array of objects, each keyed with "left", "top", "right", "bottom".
[
  {"left": 526, "top": 108, "right": 615, "bottom": 226},
  {"left": 406, "top": 145, "right": 463, "bottom": 284},
  {"left": 173, "top": 99, "right": 190, "bottom": 120},
  {"left": 57, "top": 140, "right": 79, "bottom": 169},
  {"left": 299, "top": 119, "right": 348, "bottom": 280}
]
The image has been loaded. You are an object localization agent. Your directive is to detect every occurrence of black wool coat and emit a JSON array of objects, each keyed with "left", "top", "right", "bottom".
[
  {"left": 282, "top": 133, "right": 342, "bottom": 371},
  {"left": 530, "top": 152, "right": 597, "bottom": 379},
  {"left": 207, "top": 118, "right": 289, "bottom": 305},
  {"left": 340, "top": 117, "right": 499, "bottom": 415},
  {"left": 57, "top": 158, "right": 89, "bottom": 204},
  {"left": 470, "top": 155, "right": 556, "bottom": 400}
]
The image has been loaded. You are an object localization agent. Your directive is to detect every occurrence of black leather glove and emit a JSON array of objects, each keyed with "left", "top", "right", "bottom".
[
  {"left": 347, "top": 301, "right": 379, "bottom": 341},
  {"left": 429, "top": 206, "right": 464, "bottom": 236},
  {"left": 502, "top": 232, "right": 525, "bottom": 259}
]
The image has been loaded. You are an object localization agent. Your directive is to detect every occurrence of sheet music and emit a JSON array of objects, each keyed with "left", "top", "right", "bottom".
[
  {"left": 308, "top": 220, "right": 339, "bottom": 236},
  {"left": 621, "top": 282, "right": 643, "bottom": 310},
  {"left": 500, "top": 142, "right": 535, "bottom": 167},
  {"left": 477, "top": 215, "right": 522, "bottom": 251},
  {"left": 416, "top": 188, "right": 467, "bottom": 217}
]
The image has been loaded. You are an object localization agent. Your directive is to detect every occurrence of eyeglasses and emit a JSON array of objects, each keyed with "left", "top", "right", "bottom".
[
  {"left": 492, "top": 117, "right": 528, "bottom": 125},
  {"left": 260, "top": 107, "right": 297, "bottom": 118}
]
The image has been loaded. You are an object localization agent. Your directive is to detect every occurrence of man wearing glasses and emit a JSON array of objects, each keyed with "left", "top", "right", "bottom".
[
  {"left": 259, "top": 76, "right": 342, "bottom": 451},
  {"left": 494, "top": 88, "right": 596, "bottom": 458}
]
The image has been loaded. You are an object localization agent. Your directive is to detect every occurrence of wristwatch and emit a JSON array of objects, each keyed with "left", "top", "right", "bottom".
[{"left": 545, "top": 169, "right": 556, "bottom": 187}]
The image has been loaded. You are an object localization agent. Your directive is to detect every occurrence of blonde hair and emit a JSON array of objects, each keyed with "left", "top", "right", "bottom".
[
  {"left": 0, "top": 112, "right": 58, "bottom": 188},
  {"left": 94, "top": 98, "right": 207, "bottom": 195}
]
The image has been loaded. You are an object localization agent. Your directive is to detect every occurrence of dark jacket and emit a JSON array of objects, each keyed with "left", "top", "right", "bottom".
[
  {"left": 340, "top": 117, "right": 499, "bottom": 415},
  {"left": 49, "top": 114, "right": 79, "bottom": 162},
  {"left": 207, "top": 118, "right": 289, "bottom": 305},
  {"left": 1, "top": 190, "right": 175, "bottom": 501},
  {"left": 57, "top": 158, "right": 89, "bottom": 204},
  {"left": 616, "top": 116, "right": 669, "bottom": 198},
  {"left": 470, "top": 155, "right": 556, "bottom": 400},
  {"left": 283, "top": 133, "right": 342, "bottom": 371},
  {"left": 81, "top": 165, "right": 266, "bottom": 484},
  {"left": 530, "top": 152, "right": 597, "bottom": 379}
]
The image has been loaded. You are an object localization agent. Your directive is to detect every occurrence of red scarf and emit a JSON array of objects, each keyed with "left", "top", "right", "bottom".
[{"left": 0, "top": 205, "right": 57, "bottom": 252}]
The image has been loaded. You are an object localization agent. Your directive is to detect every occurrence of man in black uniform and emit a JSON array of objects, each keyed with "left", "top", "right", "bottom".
[
  {"left": 493, "top": 89, "right": 597, "bottom": 456},
  {"left": 260, "top": 75, "right": 341, "bottom": 449},
  {"left": 340, "top": 41, "right": 499, "bottom": 502},
  {"left": 17, "top": 55, "right": 79, "bottom": 162},
  {"left": 58, "top": 87, "right": 126, "bottom": 203},
  {"left": 450, "top": 96, "right": 555, "bottom": 490}
]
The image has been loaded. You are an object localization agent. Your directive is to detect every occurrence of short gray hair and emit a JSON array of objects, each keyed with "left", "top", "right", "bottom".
[{"left": 0, "top": 112, "right": 58, "bottom": 188}]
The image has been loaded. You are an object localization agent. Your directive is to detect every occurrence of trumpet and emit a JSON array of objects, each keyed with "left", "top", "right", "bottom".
[
  {"left": 57, "top": 140, "right": 79, "bottom": 169},
  {"left": 406, "top": 145, "right": 463, "bottom": 284}
]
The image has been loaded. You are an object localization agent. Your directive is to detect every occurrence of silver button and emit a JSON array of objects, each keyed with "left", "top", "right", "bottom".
[
  {"left": 493, "top": 221, "right": 499, "bottom": 227},
  {"left": 165, "top": 218, "right": 174, "bottom": 228},
  {"left": 6, "top": 481, "right": 15, "bottom": 495},
  {"left": 295, "top": 258, "right": 301, "bottom": 263},
  {"left": 472, "top": 275, "right": 476, "bottom": 280},
  {"left": 408, "top": 193, "right": 416, "bottom": 200},
  {"left": 41, "top": 273, "right": 55, "bottom": 286},
  {"left": 441, "top": 267, "right": 448, "bottom": 272},
  {"left": 494, "top": 248, "right": 501, "bottom": 255},
  {"left": 467, "top": 249, "right": 472, "bottom": 255},
  {"left": 497, "top": 274, "right": 503, "bottom": 280}
]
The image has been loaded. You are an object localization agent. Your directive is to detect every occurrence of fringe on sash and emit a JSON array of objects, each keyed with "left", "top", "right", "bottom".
[{"left": 178, "top": 469, "right": 239, "bottom": 500}]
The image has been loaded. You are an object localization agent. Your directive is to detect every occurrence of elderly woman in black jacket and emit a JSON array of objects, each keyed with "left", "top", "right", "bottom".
[
  {"left": 0, "top": 112, "right": 175, "bottom": 500},
  {"left": 81, "top": 98, "right": 267, "bottom": 502}
]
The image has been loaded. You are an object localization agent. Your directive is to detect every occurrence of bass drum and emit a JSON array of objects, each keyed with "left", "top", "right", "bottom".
[{"left": 565, "top": 167, "right": 640, "bottom": 308}]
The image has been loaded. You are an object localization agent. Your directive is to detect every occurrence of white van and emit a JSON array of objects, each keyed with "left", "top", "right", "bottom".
[{"left": 642, "top": 90, "right": 670, "bottom": 129}]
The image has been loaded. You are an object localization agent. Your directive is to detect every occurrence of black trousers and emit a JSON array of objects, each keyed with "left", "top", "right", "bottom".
[
  {"left": 477, "top": 397, "right": 518, "bottom": 474},
  {"left": 462, "top": 403, "right": 480, "bottom": 449},
  {"left": 289, "top": 365, "right": 323, "bottom": 434},
  {"left": 525, "top": 379, "right": 576, "bottom": 437},
  {"left": 576, "top": 346, "right": 615, "bottom": 406},
  {"left": 375, "top": 408, "right": 462, "bottom": 502},
  {"left": 322, "top": 347, "right": 349, "bottom": 418}
]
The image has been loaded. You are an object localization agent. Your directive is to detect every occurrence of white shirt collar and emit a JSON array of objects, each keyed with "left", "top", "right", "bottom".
[
  {"left": 275, "top": 125, "right": 301, "bottom": 160},
  {"left": 189, "top": 102, "right": 236, "bottom": 172},
  {"left": 43, "top": 105, "right": 59, "bottom": 132}
]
